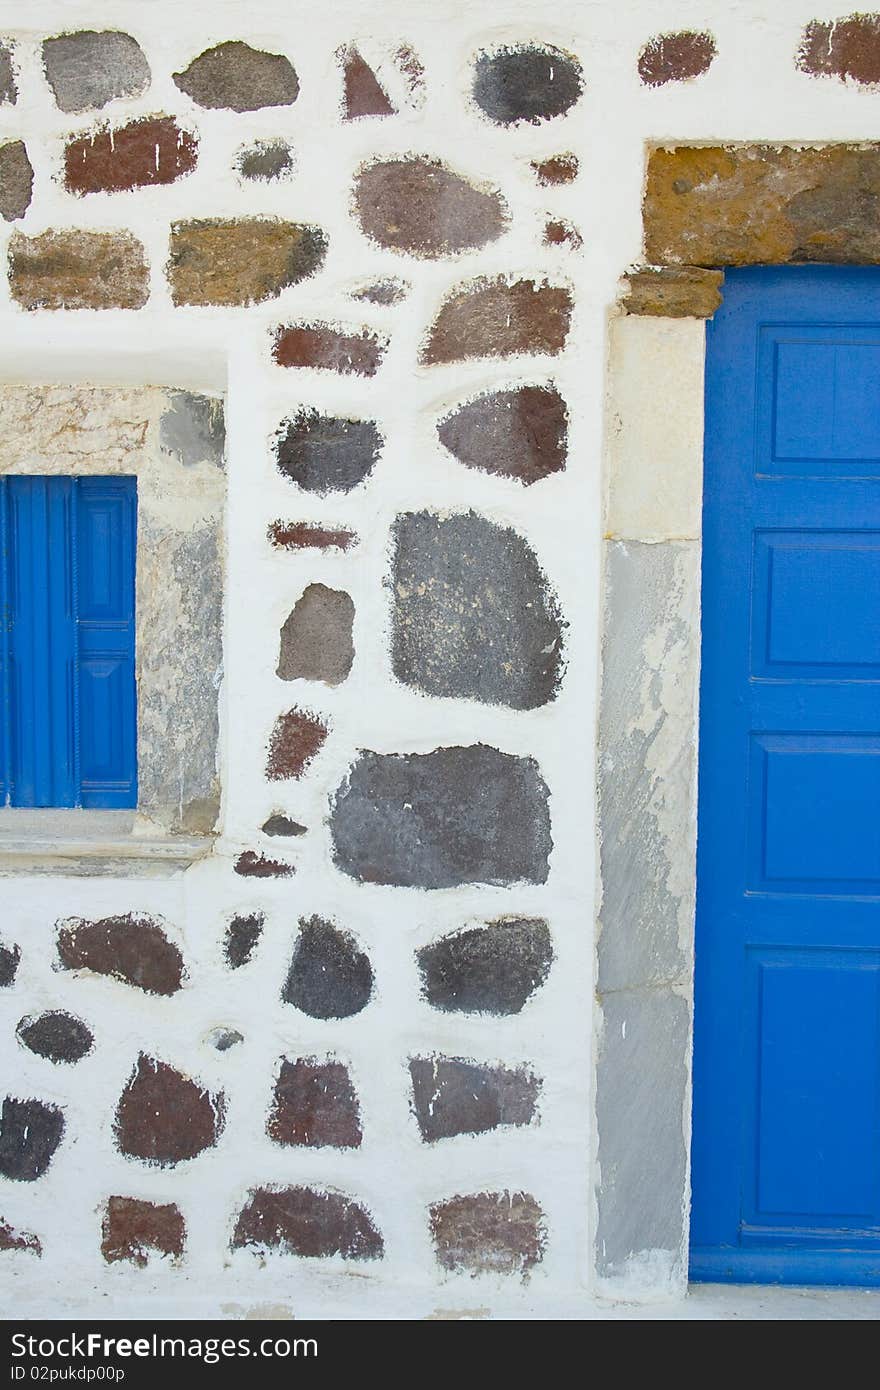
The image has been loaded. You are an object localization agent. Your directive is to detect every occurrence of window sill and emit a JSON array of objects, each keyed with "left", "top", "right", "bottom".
[{"left": 0, "top": 811, "right": 214, "bottom": 877}]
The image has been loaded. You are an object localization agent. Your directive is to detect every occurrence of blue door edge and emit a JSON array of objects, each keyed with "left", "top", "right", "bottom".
[{"left": 690, "top": 1247, "right": 880, "bottom": 1288}]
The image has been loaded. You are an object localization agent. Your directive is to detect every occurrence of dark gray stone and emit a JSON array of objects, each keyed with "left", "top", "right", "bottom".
[
  {"left": 0, "top": 42, "right": 15, "bottom": 105},
  {"left": 0, "top": 141, "right": 33, "bottom": 221},
  {"left": 0, "top": 1097, "right": 64, "bottom": 1180},
  {"left": 236, "top": 139, "right": 294, "bottom": 181},
  {"left": 472, "top": 45, "right": 583, "bottom": 125},
  {"left": 330, "top": 745, "right": 552, "bottom": 889},
  {"left": 282, "top": 917, "right": 373, "bottom": 1019},
  {"left": 160, "top": 392, "right": 225, "bottom": 470},
  {"left": 418, "top": 918, "right": 552, "bottom": 1015},
  {"left": 210, "top": 1028, "right": 243, "bottom": 1052},
  {"left": 409, "top": 1056, "right": 539, "bottom": 1141},
  {"left": 350, "top": 278, "right": 409, "bottom": 305},
  {"left": 262, "top": 814, "right": 307, "bottom": 837},
  {"left": 391, "top": 511, "right": 564, "bottom": 709},
  {"left": 277, "top": 584, "right": 354, "bottom": 685},
  {"left": 0, "top": 940, "right": 19, "bottom": 987},
  {"left": 17, "top": 1011, "right": 94, "bottom": 1064},
  {"left": 224, "top": 913, "right": 264, "bottom": 970},
  {"left": 275, "top": 411, "right": 382, "bottom": 494},
  {"left": 42, "top": 31, "right": 149, "bottom": 113},
  {"left": 173, "top": 42, "right": 298, "bottom": 112}
]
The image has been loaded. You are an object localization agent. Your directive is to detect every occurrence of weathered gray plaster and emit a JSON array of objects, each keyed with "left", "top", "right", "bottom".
[{"left": 160, "top": 390, "right": 225, "bottom": 471}]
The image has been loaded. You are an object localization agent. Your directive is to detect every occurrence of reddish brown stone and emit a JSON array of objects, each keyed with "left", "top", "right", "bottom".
[
  {"left": 114, "top": 1054, "right": 225, "bottom": 1167},
  {"left": 638, "top": 31, "right": 717, "bottom": 87},
  {"left": 57, "top": 914, "right": 184, "bottom": 996},
  {"left": 268, "top": 520, "right": 357, "bottom": 551},
  {"left": 430, "top": 1191, "right": 546, "bottom": 1276},
  {"left": 9, "top": 230, "right": 148, "bottom": 311},
  {"left": 232, "top": 1186, "right": 383, "bottom": 1259},
  {"left": 234, "top": 850, "right": 295, "bottom": 878},
  {"left": 798, "top": 14, "right": 880, "bottom": 85},
  {"left": 101, "top": 1196, "right": 184, "bottom": 1267},
  {"left": 266, "top": 708, "right": 328, "bottom": 781},
  {"left": 544, "top": 218, "right": 582, "bottom": 251},
  {"left": 421, "top": 276, "right": 572, "bottom": 365},
  {"left": 395, "top": 44, "right": 425, "bottom": 96},
  {"left": 622, "top": 266, "right": 724, "bottom": 318},
  {"left": 268, "top": 1058, "right": 362, "bottom": 1148},
  {"left": 0, "top": 1219, "right": 40, "bottom": 1255},
  {"left": 354, "top": 157, "right": 508, "bottom": 258},
  {"left": 341, "top": 46, "right": 395, "bottom": 119},
  {"left": 224, "top": 913, "right": 264, "bottom": 969},
  {"left": 64, "top": 116, "right": 197, "bottom": 195},
  {"left": 438, "top": 384, "right": 567, "bottom": 486},
  {"left": 531, "top": 153, "right": 578, "bottom": 185},
  {"left": 273, "top": 324, "right": 386, "bottom": 376},
  {"left": 409, "top": 1056, "right": 539, "bottom": 1142}
]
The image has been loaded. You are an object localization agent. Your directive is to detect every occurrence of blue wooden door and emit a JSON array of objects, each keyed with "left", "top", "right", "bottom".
[
  {"left": 691, "top": 267, "right": 880, "bottom": 1286},
  {"left": 0, "top": 475, "right": 137, "bottom": 808}
]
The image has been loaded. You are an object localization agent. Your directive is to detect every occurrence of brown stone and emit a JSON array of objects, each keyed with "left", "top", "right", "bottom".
[
  {"left": 268, "top": 521, "right": 357, "bottom": 551},
  {"left": 101, "top": 1196, "right": 184, "bottom": 1267},
  {"left": 638, "top": 31, "right": 717, "bottom": 87},
  {"left": 114, "top": 1054, "right": 225, "bottom": 1166},
  {"left": 64, "top": 116, "right": 197, "bottom": 195},
  {"left": 267, "top": 1058, "right": 362, "bottom": 1148},
  {"left": 438, "top": 384, "right": 567, "bottom": 486},
  {"left": 422, "top": 276, "right": 572, "bottom": 365},
  {"left": 354, "top": 157, "right": 508, "bottom": 258},
  {"left": 644, "top": 144, "right": 880, "bottom": 267},
  {"left": 0, "top": 1219, "right": 40, "bottom": 1255},
  {"left": 57, "top": 914, "right": 184, "bottom": 996},
  {"left": 173, "top": 42, "right": 299, "bottom": 112},
  {"left": 798, "top": 14, "right": 880, "bottom": 86},
  {"left": 273, "top": 324, "right": 386, "bottom": 376},
  {"left": 262, "top": 814, "right": 307, "bottom": 837},
  {"left": 430, "top": 1191, "right": 546, "bottom": 1276},
  {"left": 9, "top": 230, "right": 148, "bottom": 310},
  {"left": 341, "top": 46, "right": 395, "bottom": 118},
  {"left": 234, "top": 851, "right": 294, "bottom": 878},
  {"left": 409, "top": 1056, "right": 539, "bottom": 1142},
  {"left": 169, "top": 219, "right": 327, "bottom": 308},
  {"left": 277, "top": 584, "right": 355, "bottom": 685},
  {"left": 543, "top": 218, "right": 583, "bottom": 251},
  {"left": 531, "top": 153, "right": 578, "bottom": 185},
  {"left": 0, "top": 141, "right": 32, "bottom": 220},
  {"left": 623, "top": 265, "right": 724, "bottom": 318},
  {"left": 266, "top": 708, "right": 328, "bottom": 781},
  {"left": 232, "top": 1186, "right": 383, "bottom": 1259}
]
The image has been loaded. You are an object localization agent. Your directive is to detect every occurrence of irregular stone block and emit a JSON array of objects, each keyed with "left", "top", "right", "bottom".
[
  {"left": 273, "top": 324, "right": 386, "bottom": 376},
  {"left": 235, "top": 139, "right": 294, "bottom": 182},
  {"left": 622, "top": 266, "right": 724, "bottom": 319},
  {"left": 160, "top": 391, "right": 225, "bottom": 469},
  {"left": 798, "top": 13, "right": 880, "bottom": 85},
  {"left": 16, "top": 1011, "right": 94, "bottom": 1064},
  {"left": 638, "top": 31, "right": 717, "bottom": 86},
  {"left": 266, "top": 708, "right": 328, "bottom": 781},
  {"left": 341, "top": 46, "right": 395, "bottom": 118},
  {"left": 57, "top": 914, "right": 184, "bottom": 996},
  {"left": 644, "top": 144, "right": 880, "bottom": 266},
  {"left": 268, "top": 1058, "right": 362, "bottom": 1148},
  {"left": 210, "top": 1028, "right": 243, "bottom": 1052},
  {"left": 101, "top": 1196, "right": 184, "bottom": 1267},
  {"left": 42, "top": 31, "right": 149, "bottom": 112},
  {"left": 168, "top": 219, "right": 327, "bottom": 308},
  {"left": 430, "top": 1192, "right": 545, "bottom": 1276},
  {"left": 0, "top": 141, "right": 32, "bottom": 221},
  {"left": 277, "top": 583, "right": 354, "bottom": 685},
  {"left": 418, "top": 918, "right": 552, "bottom": 1016},
  {"left": 438, "top": 384, "right": 567, "bottom": 487},
  {"left": 350, "top": 277, "right": 410, "bottom": 305},
  {"left": 531, "top": 153, "right": 578, "bottom": 185},
  {"left": 224, "top": 913, "right": 264, "bottom": 970},
  {"left": 422, "top": 276, "right": 572, "bottom": 365},
  {"left": 544, "top": 218, "right": 583, "bottom": 251},
  {"left": 64, "top": 116, "right": 197, "bottom": 195},
  {"left": 275, "top": 411, "right": 382, "bottom": 493},
  {"left": 173, "top": 42, "right": 299, "bottom": 112},
  {"left": 409, "top": 1057, "right": 539, "bottom": 1142},
  {"left": 9, "top": 230, "right": 149, "bottom": 311},
  {"left": 282, "top": 917, "right": 374, "bottom": 1020},
  {"left": 114, "top": 1054, "right": 225, "bottom": 1167},
  {"left": 330, "top": 745, "right": 552, "bottom": 888},
  {"left": 0, "top": 1219, "right": 40, "bottom": 1255},
  {"left": 354, "top": 157, "right": 508, "bottom": 258},
  {"left": 261, "top": 813, "right": 307, "bottom": 837},
  {"left": 391, "top": 511, "right": 564, "bottom": 709},
  {"left": 232, "top": 1186, "right": 383, "bottom": 1259},
  {"left": 268, "top": 521, "right": 357, "bottom": 551},
  {"left": 0, "top": 1098, "right": 64, "bottom": 1181},
  {"left": 0, "top": 42, "right": 16, "bottom": 105},
  {"left": 0, "top": 941, "right": 20, "bottom": 987},
  {"left": 472, "top": 45, "right": 583, "bottom": 124},
  {"left": 234, "top": 850, "right": 294, "bottom": 878}
]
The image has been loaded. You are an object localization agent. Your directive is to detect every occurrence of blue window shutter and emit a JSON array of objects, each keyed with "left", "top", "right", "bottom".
[{"left": 0, "top": 475, "right": 137, "bottom": 808}]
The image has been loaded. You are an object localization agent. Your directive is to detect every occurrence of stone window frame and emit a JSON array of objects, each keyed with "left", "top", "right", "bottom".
[
  {"left": 0, "top": 323, "right": 226, "bottom": 876},
  {"left": 595, "top": 141, "right": 880, "bottom": 1298}
]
